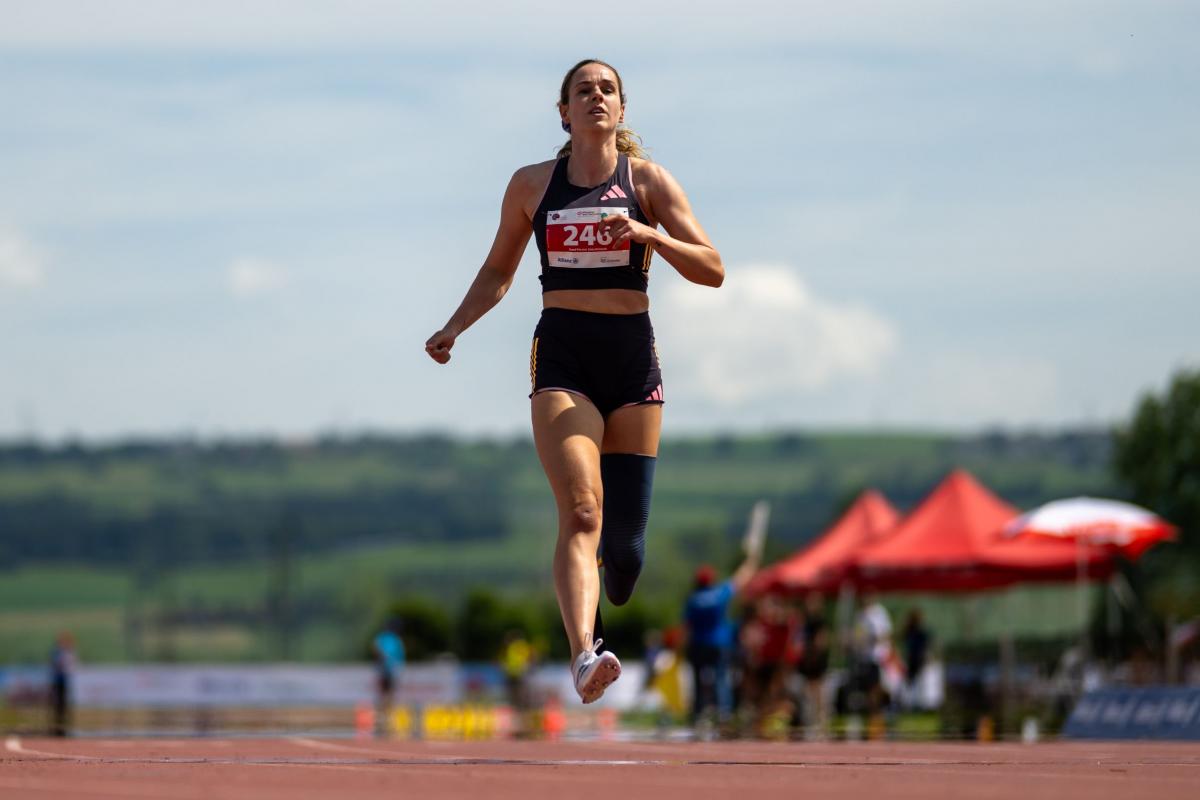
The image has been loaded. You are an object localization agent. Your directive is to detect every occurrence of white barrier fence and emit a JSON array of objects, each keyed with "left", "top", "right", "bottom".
[{"left": 4, "top": 662, "right": 651, "bottom": 711}]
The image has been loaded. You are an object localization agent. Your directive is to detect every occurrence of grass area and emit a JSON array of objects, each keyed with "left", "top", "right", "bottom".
[
  {"left": 0, "top": 567, "right": 131, "bottom": 610},
  {"left": 0, "top": 430, "right": 1121, "bottom": 664},
  {"left": 0, "top": 606, "right": 125, "bottom": 664},
  {"left": 0, "top": 526, "right": 559, "bottom": 663},
  {"left": 0, "top": 547, "right": 1098, "bottom": 666},
  {"left": 138, "top": 625, "right": 261, "bottom": 662},
  {"left": 879, "top": 584, "right": 1098, "bottom": 645}
]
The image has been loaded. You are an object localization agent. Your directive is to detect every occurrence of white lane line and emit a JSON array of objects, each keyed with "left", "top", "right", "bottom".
[
  {"left": 92, "top": 739, "right": 232, "bottom": 750},
  {"left": 286, "top": 743, "right": 672, "bottom": 767},
  {"left": 253, "top": 761, "right": 406, "bottom": 774},
  {"left": 4, "top": 736, "right": 236, "bottom": 766},
  {"left": 286, "top": 741, "right": 1200, "bottom": 771},
  {"left": 5, "top": 736, "right": 101, "bottom": 761},
  {"left": 288, "top": 738, "right": 662, "bottom": 766},
  {"left": 14, "top": 735, "right": 1195, "bottom": 772},
  {"left": 290, "top": 737, "right": 468, "bottom": 762}
]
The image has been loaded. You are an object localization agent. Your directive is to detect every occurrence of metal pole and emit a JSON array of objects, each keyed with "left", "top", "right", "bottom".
[
  {"left": 1076, "top": 539, "right": 1087, "bottom": 658},
  {"left": 835, "top": 582, "right": 855, "bottom": 665},
  {"left": 999, "top": 589, "right": 1015, "bottom": 737},
  {"left": 1165, "top": 614, "right": 1179, "bottom": 685},
  {"left": 1106, "top": 575, "right": 1120, "bottom": 664}
]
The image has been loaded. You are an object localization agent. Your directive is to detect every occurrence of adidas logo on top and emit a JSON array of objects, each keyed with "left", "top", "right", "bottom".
[{"left": 599, "top": 185, "right": 627, "bottom": 201}]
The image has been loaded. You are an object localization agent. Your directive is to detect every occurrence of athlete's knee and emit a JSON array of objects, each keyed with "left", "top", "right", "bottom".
[{"left": 563, "top": 491, "right": 602, "bottom": 536}]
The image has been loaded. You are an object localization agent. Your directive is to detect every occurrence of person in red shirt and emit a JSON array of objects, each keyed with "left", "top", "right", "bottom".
[{"left": 739, "top": 595, "right": 798, "bottom": 725}]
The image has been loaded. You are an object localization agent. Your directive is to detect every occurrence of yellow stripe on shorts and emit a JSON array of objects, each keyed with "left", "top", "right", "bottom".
[{"left": 529, "top": 337, "right": 539, "bottom": 391}]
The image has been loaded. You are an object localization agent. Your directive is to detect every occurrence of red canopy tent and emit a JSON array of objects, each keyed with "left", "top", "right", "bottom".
[
  {"left": 849, "top": 469, "right": 1114, "bottom": 593},
  {"left": 747, "top": 489, "right": 900, "bottom": 597}
]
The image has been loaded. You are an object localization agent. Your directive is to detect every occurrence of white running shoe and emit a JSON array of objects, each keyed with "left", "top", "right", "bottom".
[{"left": 572, "top": 638, "right": 621, "bottom": 704}]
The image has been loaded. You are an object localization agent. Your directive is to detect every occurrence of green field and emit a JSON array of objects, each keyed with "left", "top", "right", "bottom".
[{"left": 0, "top": 430, "right": 1119, "bottom": 664}]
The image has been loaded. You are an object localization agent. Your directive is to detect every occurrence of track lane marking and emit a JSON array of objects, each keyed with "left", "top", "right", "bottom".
[
  {"left": 290, "top": 736, "right": 475, "bottom": 762},
  {"left": 8, "top": 736, "right": 1200, "bottom": 771},
  {"left": 271, "top": 740, "right": 1200, "bottom": 770},
  {"left": 5, "top": 736, "right": 102, "bottom": 761},
  {"left": 291, "top": 738, "right": 656, "bottom": 766}
]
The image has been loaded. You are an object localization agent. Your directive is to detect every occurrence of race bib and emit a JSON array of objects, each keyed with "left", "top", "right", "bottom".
[{"left": 545, "top": 206, "right": 631, "bottom": 268}]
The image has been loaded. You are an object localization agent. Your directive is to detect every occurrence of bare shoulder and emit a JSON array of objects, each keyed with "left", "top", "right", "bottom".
[
  {"left": 512, "top": 159, "right": 556, "bottom": 193},
  {"left": 629, "top": 158, "right": 690, "bottom": 224},
  {"left": 630, "top": 157, "right": 687, "bottom": 197},
  {"left": 510, "top": 159, "right": 558, "bottom": 215},
  {"left": 515, "top": 158, "right": 556, "bottom": 178},
  {"left": 629, "top": 156, "right": 669, "bottom": 187}
]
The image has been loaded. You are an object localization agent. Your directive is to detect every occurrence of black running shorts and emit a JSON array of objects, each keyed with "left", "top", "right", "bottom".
[{"left": 529, "top": 308, "right": 664, "bottom": 417}]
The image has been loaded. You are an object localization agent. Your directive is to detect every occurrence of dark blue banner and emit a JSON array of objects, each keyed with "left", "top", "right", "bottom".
[{"left": 1065, "top": 687, "right": 1200, "bottom": 740}]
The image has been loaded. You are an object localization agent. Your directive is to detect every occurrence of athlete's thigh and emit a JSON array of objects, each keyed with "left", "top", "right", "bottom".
[
  {"left": 531, "top": 390, "right": 606, "bottom": 509},
  {"left": 601, "top": 403, "right": 662, "bottom": 456}
]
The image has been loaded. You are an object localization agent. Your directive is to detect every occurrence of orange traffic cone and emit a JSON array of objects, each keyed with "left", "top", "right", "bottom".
[
  {"left": 355, "top": 703, "right": 376, "bottom": 739},
  {"left": 597, "top": 707, "right": 617, "bottom": 740},
  {"left": 542, "top": 697, "right": 566, "bottom": 740}
]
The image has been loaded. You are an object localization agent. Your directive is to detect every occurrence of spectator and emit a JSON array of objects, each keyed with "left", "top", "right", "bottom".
[
  {"left": 683, "top": 538, "right": 763, "bottom": 725},
  {"left": 856, "top": 592, "right": 893, "bottom": 658},
  {"left": 797, "top": 592, "right": 831, "bottom": 735},
  {"left": 852, "top": 593, "right": 895, "bottom": 714},
  {"left": 500, "top": 630, "right": 534, "bottom": 710},
  {"left": 902, "top": 608, "right": 931, "bottom": 692},
  {"left": 49, "top": 631, "right": 77, "bottom": 737},
  {"left": 643, "top": 627, "right": 686, "bottom": 721},
  {"left": 739, "top": 595, "right": 796, "bottom": 724},
  {"left": 372, "top": 617, "right": 406, "bottom": 734}
]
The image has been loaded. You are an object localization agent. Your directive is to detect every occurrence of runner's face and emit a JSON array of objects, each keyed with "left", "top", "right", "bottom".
[{"left": 560, "top": 63, "right": 624, "bottom": 134}]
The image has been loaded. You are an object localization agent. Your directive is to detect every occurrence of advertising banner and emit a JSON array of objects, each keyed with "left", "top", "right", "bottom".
[
  {"left": 74, "top": 663, "right": 462, "bottom": 708},
  {"left": 1065, "top": 686, "right": 1200, "bottom": 740}
]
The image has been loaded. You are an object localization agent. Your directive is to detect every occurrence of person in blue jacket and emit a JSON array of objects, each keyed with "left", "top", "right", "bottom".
[
  {"left": 684, "top": 536, "right": 762, "bottom": 723},
  {"left": 372, "top": 617, "right": 406, "bottom": 729}
]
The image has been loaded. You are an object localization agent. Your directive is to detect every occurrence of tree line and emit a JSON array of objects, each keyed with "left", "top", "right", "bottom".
[{"left": 0, "top": 428, "right": 1122, "bottom": 570}]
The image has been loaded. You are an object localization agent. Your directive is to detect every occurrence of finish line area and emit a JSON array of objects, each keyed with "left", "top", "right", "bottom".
[{"left": 4, "top": 736, "right": 1199, "bottom": 799}]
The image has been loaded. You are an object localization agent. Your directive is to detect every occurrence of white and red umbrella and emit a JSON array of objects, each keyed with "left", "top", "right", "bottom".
[{"left": 1003, "top": 497, "right": 1175, "bottom": 560}]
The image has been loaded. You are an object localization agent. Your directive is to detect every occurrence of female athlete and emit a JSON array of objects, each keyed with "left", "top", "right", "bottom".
[{"left": 425, "top": 59, "right": 723, "bottom": 703}]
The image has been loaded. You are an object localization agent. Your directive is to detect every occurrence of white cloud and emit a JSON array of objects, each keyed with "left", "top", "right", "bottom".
[
  {"left": 655, "top": 265, "right": 897, "bottom": 405},
  {"left": 1, "top": 2, "right": 1196, "bottom": 439},
  {"left": 227, "top": 256, "right": 286, "bottom": 299},
  {"left": 0, "top": 226, "right": 46, "bottom": 288}
]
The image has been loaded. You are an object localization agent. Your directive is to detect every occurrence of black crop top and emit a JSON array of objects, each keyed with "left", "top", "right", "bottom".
[{"left": 533, "top": 153, "right": 653, "bottom": 293}]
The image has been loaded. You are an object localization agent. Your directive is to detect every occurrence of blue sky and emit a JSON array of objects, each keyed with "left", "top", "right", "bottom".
[{"left": 1, "top": 1, "right": 1198, "bottom": 440}]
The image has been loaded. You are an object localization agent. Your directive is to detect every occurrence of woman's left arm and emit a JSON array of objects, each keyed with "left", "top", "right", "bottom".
[{"left": 601, "top": 163, "right": 724, "bottom": 287}]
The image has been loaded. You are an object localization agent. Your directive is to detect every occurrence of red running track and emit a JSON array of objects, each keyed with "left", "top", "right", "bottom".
[{"left": 3, "top": 735, "right": 1199, "bottom": 799}]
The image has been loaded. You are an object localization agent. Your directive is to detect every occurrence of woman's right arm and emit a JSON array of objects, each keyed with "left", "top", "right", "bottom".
[{"left": 425, "top": 167, "right": 538, "bottom": 364}]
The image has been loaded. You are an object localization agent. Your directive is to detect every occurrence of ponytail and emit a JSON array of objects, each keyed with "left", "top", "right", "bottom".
[{"left": 557, "top": 127, "right": 648, "bottom": 160}]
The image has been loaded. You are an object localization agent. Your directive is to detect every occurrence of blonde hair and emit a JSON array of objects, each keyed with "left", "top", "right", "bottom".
[{"left": 555, "top": 59, "right": 648, "bottom": 160}]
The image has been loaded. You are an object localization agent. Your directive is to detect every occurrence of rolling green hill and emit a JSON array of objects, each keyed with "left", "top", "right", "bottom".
[{"left": 0, "top": 430, "right": 1119, "bottom": 663}]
